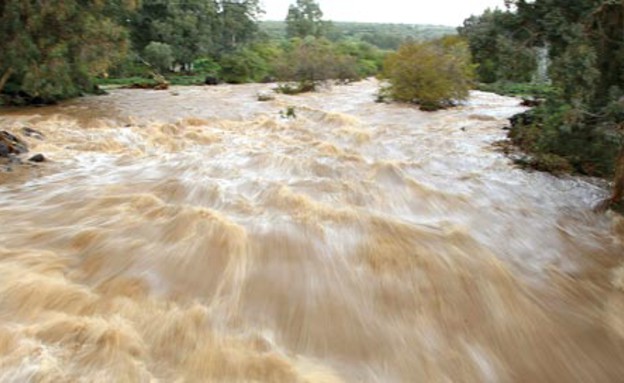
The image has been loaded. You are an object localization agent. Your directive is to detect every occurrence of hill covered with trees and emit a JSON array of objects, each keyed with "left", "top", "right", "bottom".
[{"left": 260, "top": 21, "right": 456, "bottom": 50}]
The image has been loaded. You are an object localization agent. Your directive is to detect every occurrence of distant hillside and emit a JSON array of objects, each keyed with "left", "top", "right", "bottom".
[{"left": 260, "top": 21, "right": 456, "bottom": 50}]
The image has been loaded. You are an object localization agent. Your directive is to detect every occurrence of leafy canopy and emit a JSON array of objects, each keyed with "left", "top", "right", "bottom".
[
  {"left": 0, "top": 0, "right": 134, "bottom": 102},
  {"left": 381, "top": 36, "right": 476, "bottom": 110},
  {"left": 285, "top": 0, "right": 326, "bottom": 38}
]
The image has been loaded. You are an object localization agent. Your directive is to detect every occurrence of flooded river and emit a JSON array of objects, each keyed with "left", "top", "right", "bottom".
[{"left": 0, "top": 79, "right": 623, "bottom": 382}]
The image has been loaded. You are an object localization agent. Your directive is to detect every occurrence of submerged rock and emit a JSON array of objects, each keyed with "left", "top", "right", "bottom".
[
  {"left": 0, "top": 142, "right": 9, "bottom": 158},
  {"left": 125, "top": 82, "right": 169, "bottom": 91},
  {"left": 153, "top": 82, "right": 169, "bottom": 91},
  {"left": 28, "top": 154, "right": 46, "bottom": 163},
  {"left": 257, "top": 91, "right": 275, "bottom": 102},
  {"left": 205, "top": 76, "right": 219, "bottom": 86},
  {"left": 21, "top": 127, "right": 45, "bottom": 140},
  {"left": 0, "top": 130, "right": 48, "bottom": 169}
]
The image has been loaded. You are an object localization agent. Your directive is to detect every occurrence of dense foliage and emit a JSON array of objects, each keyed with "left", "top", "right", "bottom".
[
  {"left": 107, "top": 0, "right": 386, "bottom": 91},
  {"left": 126, "top": 0, "right": 262, "bottom": 71},
  {"left": 285, "top": 0, "right": 326, "bottom": 38},
  {"left": 0, "top": 0, "right": 135, "bottom": 103},
  {"left": 465, "top": 0, "right": 624, "bottom": 205},
  {"left": 1, "top": 0, "right": 391, "bottom": 102},
  {"left": 380, "top": 36, "right": 475, "bottom": 110},
  {"left": 459, "top": 9, "right": 536, "bottom": 83}
]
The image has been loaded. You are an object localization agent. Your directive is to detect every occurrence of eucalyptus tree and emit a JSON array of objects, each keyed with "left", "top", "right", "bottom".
[
  {"left": 0, "top": 0, "right": 136, "bottom": 102},
  {"left": 494, "top": 0, "right": 624, "bottom": 205},
  {"left": 285, "top": 0, "right": 327, "bottom": 38}
]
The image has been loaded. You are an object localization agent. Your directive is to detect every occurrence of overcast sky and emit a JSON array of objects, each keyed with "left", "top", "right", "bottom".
[{"left": 259, "top": 0, "right": 508, "bottom": 26}]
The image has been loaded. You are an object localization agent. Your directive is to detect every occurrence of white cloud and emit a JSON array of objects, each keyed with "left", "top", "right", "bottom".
[{"left": 260, "top": 0, "right": 508, "bottom": 26}]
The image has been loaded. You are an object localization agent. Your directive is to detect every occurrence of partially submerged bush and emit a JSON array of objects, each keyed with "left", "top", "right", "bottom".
[
  {"left": 275, "top": 37, "right": 362, "bottom": 93},
  {"left": 219, "top": 48, "right": 270, "bottom": 84},
  {"left": 274, "top": 81, "right": 316, "bottom": 95},
  {"left": 380, "top": 36, "right": 475, "bottom": 110}
]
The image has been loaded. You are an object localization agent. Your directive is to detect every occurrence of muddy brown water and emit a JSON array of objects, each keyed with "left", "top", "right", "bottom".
[{"left": 0, "top": 79, "right": 623, "bottom": 382}]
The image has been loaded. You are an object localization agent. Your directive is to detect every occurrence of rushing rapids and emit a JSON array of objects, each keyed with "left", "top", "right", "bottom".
[{"left": 0, "top": 79, "right": 623, "bottom": 382}]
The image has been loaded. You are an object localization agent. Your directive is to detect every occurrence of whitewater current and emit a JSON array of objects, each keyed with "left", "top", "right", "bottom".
[{"left": 0, "top": 79, "right": 623, "bottom": 382}]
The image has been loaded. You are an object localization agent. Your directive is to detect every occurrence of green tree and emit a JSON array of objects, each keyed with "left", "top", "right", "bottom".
[
  {"left": 499, "top": 0, "right": 624, "bottom": 206},
  {"left": 335, "top": 40, "right": 384, "bottom": 78},
  {"left": 219, "top": 47, "right": 269, "bottom": 83},
  {"left": 129, "top": 0, "right": 219, "bottom": 70},
  {"left": 380, "top": 36, "right": 475, "bottom": 110},
  {"left": 128, "top": 0, "right": 263, "bottom": 71},
  {"left": 0, "top": 0, "right": 134, "bottom": 103},
  {"left": 217, "top": 0, "right": 262, "bottom": 51},
  {"left": 285, "top": 0, "right": 326, "bottom": 38},
  {"left": 458, "top": 8, "right": 536, "bottom": 83},
  {"left": 143, "top": 42, "right": 175, "bottom": 73}
]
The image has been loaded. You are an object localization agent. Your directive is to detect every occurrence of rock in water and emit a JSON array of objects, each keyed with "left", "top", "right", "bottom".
[
  {"left": 0, "top": 131, "right": 28, "bottom": 155},
  {"left": 21, "top": 127, "right": 45, "bottom": 140},
  {"left": 257, "top": 91, "right": 275, "bottom": 102},
  {"left": 28, "top": 154, "right": 46, "bottom": 163},
  {"left": 520, "top": 98, "right": 543, "bottom": 107},
  {"left": 0, "top": 142, "right": 9, "bottom": 158},
  {"left": 205, "top": 76, "right": 219, "bottom": 86}
]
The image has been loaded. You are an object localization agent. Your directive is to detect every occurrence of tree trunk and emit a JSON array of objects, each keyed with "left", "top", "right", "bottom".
[
  {"left": 0, "top": 68, "right": 14, "bottom": 94},
  {"left": 611, "top": 144, "right": 624, "bottom": 204}
]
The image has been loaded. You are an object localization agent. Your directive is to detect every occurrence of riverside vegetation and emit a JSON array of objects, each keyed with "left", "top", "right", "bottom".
[{"left": 460, "top": 0, "right": 624, "bottom": 208}]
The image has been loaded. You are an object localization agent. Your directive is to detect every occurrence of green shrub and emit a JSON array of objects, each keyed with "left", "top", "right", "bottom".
[
  {"left": 275, "top": 37, "right": 362, "bottom": 92},
  {"left": 219, "top": 48, "right": 269, "bottom": 84},
  {"left": 380, "top": 36, "right": 475, "bottom": 110},
  {"left": 509, "top": 106, "right": 622, "bottom": 177},
  {"left": 192, "top": 58, "right": 221, "bottom": 76}
]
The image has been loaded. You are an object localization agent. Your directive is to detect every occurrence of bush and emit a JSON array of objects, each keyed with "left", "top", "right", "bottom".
[
  {"left": 275, "top": 37, "right": 361, "bottom": 92},
  {"left": 509, "top": 107, "right": 622, "bottom": 177},
  {"left": 219, "top": 48, "right": 270, "bottom": 84},
  {"left": 143, "top": 42, "right": 174, "bottom": 73},
  {"left": 192, "top": 58, "right": 221, "bottom": 76},
  {"left": 380, "top": 36, "right": 475, "bottom": 110}
]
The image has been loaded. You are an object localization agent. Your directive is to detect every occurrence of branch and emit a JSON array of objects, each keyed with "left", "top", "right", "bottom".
[{"left": 0, "top": 68, "right": 14, "bottom": 94}]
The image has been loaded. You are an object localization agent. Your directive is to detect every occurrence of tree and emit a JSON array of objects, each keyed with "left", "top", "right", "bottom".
[
  {"left": 498, "top": 0, "right": 624, "bottom": 206},
  {"left": 143, "top": 42, "right": 175, "bottom": 73},
  {"left": 276, "top": 37, "right": 335, "bottom": 87},
  {"left": 0, "top": 0, "right": 134, "bottom": 103},
  {"left": 380, "top": 36, "right": 475, "bottom": 110},
  {"left": 128, "top": 0, "right": 263, "bottom": 71},
  {"left": 219, "top": 47, "right": 269, "bottom": 83},
  {"left": 129, "top": 0, "right": 219, "bottom": 70},
  {"left": 275, "top": 37, "right": 361, "bottom": 92},
  {"left": 285, "top": 0, "right": 326, "bottom": 38},
  {"left": 216, "top": 0, "right": 262, "bottom": 51},
  {"left": 458, "top": 9, "right": 536, "bottom": 83}
]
